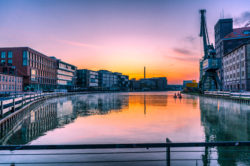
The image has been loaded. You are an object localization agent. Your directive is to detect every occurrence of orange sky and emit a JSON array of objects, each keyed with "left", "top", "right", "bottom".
[{"left": 1, "top": 0, "right": 249, "bottom": 84}]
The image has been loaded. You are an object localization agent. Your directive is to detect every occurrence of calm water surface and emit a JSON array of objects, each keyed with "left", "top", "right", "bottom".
[{"left": 1, "top": 92, "right": 250, "bottom": 166}]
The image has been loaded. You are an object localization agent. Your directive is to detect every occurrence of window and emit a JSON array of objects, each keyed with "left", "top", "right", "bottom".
[
  {"left": 23, "top": 51, "right": 29, "bottom": 66},
  {"left": 8, "top": 51, "right": 12, "bottom": 58},
  {"left": 1, "top": 60, "right": 5, "bottom": 64},
  {"left": 31, "top": 69, "right": 36, "bottom": 81},
  {"left": 1, "top": 52, "right": 6, "bottom": 58},
  {"left": 7, "top": 59, "right": 12, "bottom": 65}
]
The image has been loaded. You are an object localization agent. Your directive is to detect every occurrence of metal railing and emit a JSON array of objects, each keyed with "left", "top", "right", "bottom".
[
  {"left": 0, "top": 141, "right": 250, "bottom": 165},
  {"left": 0, "top": 92, "right": 86, "bottom": 118}
]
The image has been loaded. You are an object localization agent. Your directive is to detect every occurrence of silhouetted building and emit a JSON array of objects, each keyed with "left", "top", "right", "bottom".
[
  {"left": 0, "top": 47, "right": 57, "bottom": 91},
  {"left": 130, "top": 77, "right": 167, "bottom": 91}
]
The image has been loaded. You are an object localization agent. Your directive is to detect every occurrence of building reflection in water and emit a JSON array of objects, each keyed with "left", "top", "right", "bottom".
[
  {"left": 72, "top": 93, "right": 129, "bottom": 116},
  {"left": 1, "top": 93, "right": 129, "bottom": 145},
  {"left": 200, "top": 97, "right": 250, "bottom": 166}
]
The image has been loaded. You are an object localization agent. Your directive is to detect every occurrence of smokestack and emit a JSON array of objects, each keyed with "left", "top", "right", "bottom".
[{"left": 144, "top": 66, "right": 146, "bottom": 79}]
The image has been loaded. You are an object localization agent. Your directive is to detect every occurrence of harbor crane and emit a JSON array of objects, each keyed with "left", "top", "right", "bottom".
[{"left": 199, "top": 9, "right": 221, "bottom": 91}]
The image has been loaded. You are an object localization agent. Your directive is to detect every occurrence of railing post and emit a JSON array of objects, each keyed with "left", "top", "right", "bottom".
[
  {"left": 22, "top": 96, "right": 24, "bottom": 107},
  {"left": 166, "top": 138, "right": 171, "bottom": 166},
  {"left": 12, "top": 98, "right": 15, "bottom": 112},
  {"left": 0, "top": 101, "right": 3, "bottom": 118}
]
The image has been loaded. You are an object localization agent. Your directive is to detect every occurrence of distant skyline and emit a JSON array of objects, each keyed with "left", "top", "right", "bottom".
[{"left": 0, "top": 0, "right": 250, "bottom": 84}]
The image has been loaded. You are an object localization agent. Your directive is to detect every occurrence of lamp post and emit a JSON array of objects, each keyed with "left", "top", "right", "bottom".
[{"left": 11, "top": 66, "right": 17, "bottom": 97}]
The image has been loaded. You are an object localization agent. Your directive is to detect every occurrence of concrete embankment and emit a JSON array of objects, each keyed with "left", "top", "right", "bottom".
[{"left": 183, "top": 91, "right": 250, "bottom": 104}]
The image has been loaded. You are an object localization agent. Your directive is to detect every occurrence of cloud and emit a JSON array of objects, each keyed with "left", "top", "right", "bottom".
[
  {"left": 184, "top": 36, "right": 196, "bottom": 43},
  {"left": 57, "top": 39, "right": 103, "bottom": 49},
  {"left": 173, "top": 48, "right": 193, "bottom": 56},
  {"left": 234, "top": 11, "right": 250, "bottom": 27},
  {"left": 164, "top": 47, "right": 201, "bottom": 62},
  {"left": 170, "top": 55, "right": 200, "bottom": 62}
]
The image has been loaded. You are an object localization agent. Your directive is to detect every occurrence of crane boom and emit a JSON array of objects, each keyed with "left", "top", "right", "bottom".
[{"left": 199, "top": 10, "right": 210, "bottom": 59}]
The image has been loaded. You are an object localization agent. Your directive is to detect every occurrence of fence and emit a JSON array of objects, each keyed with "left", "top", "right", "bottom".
[
  {"left": 0, "top": 141, "right": 250, "bottom": 165},
  {"left": 0, "top": 92, "right": 82, "bottom": 118}
]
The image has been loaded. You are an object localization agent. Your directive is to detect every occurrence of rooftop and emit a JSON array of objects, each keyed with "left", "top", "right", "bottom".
[{"left": 224, "top": 27, "right": 250, "bottom": 39}]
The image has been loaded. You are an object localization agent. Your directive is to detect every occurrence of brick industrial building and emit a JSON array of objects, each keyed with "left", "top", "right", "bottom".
[
  {"left": 214, "top": 19, "right": 250, "bottom": 90},
  {"left": 223, "top": 43, "right": 250, "bottom": 91},
  {"left": 0, "top": 47, "right": 57, "bottom": 91}
]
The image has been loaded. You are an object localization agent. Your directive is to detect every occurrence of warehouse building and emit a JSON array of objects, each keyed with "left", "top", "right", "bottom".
[
  {"left": 214, "top": 18, "right": 250, "bottom": 90},
  {"left": 223, "top": 43, "right": 250, "bottom": 91}
]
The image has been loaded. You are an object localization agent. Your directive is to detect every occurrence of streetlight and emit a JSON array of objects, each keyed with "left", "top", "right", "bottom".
[{"left": 11, "top": 66, "right": 17, "bottom": 97}]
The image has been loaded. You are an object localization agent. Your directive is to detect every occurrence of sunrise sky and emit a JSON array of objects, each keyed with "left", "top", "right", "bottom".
[{"left": 0, "top": 0, "right": 250, "bottom": 84}]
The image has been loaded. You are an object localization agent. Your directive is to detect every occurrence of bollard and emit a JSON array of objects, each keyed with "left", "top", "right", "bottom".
[{"left": 166, "top": 138, "right": 171, "bottom": 166}]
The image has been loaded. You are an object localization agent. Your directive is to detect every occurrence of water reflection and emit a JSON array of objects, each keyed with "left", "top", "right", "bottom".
[
  {"left": 200, "top": 97, "right": 250, "bottom": 166},
  {"left": 72, "top": 93, "right": 129, "bottom": 116},
  {"left": 0, "top": 92, "right": 250, "bottom": 166},
  {"left": 1, "top": 93, "right": 129, "bottom": 145}
]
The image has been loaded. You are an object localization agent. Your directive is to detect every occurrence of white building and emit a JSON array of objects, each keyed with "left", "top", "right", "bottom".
[
  {"left": 50, "top": 57, "right": 77, "bottom": 91},
  {"left": 223, "top": 43, "right": 250, "bottom": 91}
]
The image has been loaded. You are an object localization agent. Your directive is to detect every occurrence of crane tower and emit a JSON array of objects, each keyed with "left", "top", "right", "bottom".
[{"left": 199, "top": 9, "right": 221, "bottom": 91}]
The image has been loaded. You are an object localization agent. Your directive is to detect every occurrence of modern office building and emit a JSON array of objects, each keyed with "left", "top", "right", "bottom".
[
  {"left": 77, "top": 69, "right": 129, "bottom": 91},
  {"left": 51, "top": 57, "right": 77, "bottom": 91},
  {"left": 0, "top": 47, "right": 57, "bottom": 91},
  {"left": 114, "top": 72, "right": 129, "bottom": 91},
  {"left": 77, "top": 69, "right": 99, "bottom": 90},
  {"left": 0, "top": 73, "right": 23, "bottom": 94},
  {"left": 223, "top": 43, "right": 250, "bottom": 91},
  {"left": 214, "top": 19, "right": 250, "bottom": 89},
  {"left": 98, "top": 70, "right": 114, "bottom": 90}
]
